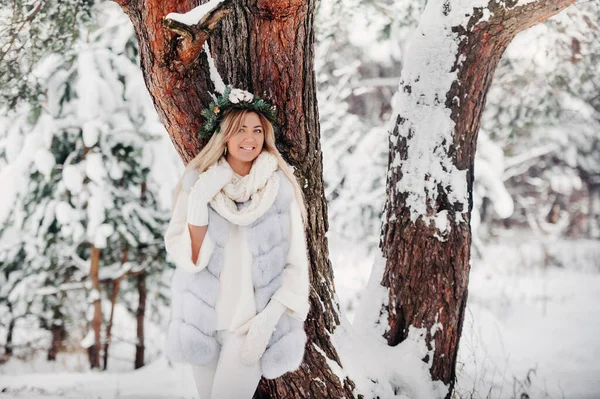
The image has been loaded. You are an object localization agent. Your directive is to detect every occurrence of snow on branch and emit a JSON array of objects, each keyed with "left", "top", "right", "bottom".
[{"left": 165, "top": 0, "right": 225, "bottom": 26}]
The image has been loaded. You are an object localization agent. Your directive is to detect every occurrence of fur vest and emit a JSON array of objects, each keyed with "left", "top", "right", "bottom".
[{"left": 165, "top": 168, "right": 308, "bottom": 380}]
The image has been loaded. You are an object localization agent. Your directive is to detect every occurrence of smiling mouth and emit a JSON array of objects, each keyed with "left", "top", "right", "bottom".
[{"left": 240, "top": 146, "right": 256, "bottom": 151}]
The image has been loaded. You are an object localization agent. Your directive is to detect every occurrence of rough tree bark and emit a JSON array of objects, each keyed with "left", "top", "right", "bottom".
[
  {"left": 379, "top": 0, "right": 576, "bottom": 396},
  {"left": 113, "top": 0, "right": 353, "bottom": 397}
]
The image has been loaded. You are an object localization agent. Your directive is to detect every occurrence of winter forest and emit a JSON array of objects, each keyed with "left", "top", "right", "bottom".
[{"left": 0, "top": 0, "right": 599, "bottom": 398}]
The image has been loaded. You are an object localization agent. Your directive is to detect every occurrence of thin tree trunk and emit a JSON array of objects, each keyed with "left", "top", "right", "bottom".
[
  {"left": 47, "top": 322, "right": 67, "bottom": 361},
  {"left": 102, "top": 247, "right": 128, "bottom": 370},
  {"left": 102, "top": 279, "right": 120, "bottom": 370},
  {"left": 588, "top": 183, "right": 597, "bottom": 238},
  {"left": 90, "top": 245, "right": 102, "bottom": 369},
  {"left": 379, "top": 0, "right": 576, "bottom": 396},
  {"left": 135, "top": 271, "right": 146, "bottom": 369},
  {"left": 4, "top": 303, "right": 14, "bottom": 358}
]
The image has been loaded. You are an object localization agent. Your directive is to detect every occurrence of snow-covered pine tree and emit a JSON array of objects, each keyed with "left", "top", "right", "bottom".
[
  {"left": 477, "top": 0, "right": 600, "bottom": 238},
  {"left": 316, "top": 0, "right": 425, "bottom": 251},
  {"left": 0, "top": 0, "right": 94, "bottom": 109},
  {"left": 0, "top": 2, "right": 172, "bottom": 368}
]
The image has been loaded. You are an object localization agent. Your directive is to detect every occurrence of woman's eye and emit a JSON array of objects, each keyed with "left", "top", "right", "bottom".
[{"left": 254, "top": 129, "right": 262, "bottom": 133}]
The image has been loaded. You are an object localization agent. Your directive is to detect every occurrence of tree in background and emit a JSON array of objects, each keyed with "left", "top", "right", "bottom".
[
  {"left": 0, "top": 3, "right": 171, "bottom": 369},
  {"left": 316, "top": 0, "right": 425, "bottom": 251},
  {"left": 478, "top": 2, "right": 600, "bottom": 239},
  {"left": 0, "top": 0, "right": 94, "bottom": 109}
]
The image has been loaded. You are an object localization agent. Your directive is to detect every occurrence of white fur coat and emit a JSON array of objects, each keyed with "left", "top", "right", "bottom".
[{"left": 163, "top": 155, "right": 311, "bottom": 378}]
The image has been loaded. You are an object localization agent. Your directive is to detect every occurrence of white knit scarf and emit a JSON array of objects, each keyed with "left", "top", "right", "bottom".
[{"left": 209, "top": 151, "right": 281, "bottom": 226}]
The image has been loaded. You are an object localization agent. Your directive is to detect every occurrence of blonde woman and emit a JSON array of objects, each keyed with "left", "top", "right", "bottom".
[{"left": 164, "top": 86, "right": 311, "bottom": 398}]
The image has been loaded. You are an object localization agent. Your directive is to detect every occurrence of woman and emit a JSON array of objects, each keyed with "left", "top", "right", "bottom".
[{"left": 163, "top": 86, "right": 311, "bottom": 399}]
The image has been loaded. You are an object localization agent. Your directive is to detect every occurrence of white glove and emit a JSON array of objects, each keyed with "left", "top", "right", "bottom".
[
  {"left": 187, "top": 161, "right": 233, "bottom": 226},
  {"left": 235, "top": 300, "right": 286, "bottom": 365}
]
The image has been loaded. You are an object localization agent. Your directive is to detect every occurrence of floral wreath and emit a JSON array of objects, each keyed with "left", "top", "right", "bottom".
[{"left": 199, "top": 85, "right": 279, "bottom": 139}]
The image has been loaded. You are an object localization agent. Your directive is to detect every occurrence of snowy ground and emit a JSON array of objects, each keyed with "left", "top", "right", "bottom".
[
  {"left": 1, "top": 234, "right": 599, "bottom": 398},
  {"left": 0, "top": 356, "right": 197, "bottom": 398},
  {"left": 454, "top": 236, "right": 600, "bottom": 399}
]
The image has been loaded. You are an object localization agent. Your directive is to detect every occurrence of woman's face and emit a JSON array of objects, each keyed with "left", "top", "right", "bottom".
[{"left": 226, "top": 111, "right": 265, "bottom": 163}]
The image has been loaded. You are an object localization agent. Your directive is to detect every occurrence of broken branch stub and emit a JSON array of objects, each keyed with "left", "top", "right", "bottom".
[{"left": 162, "top": 0, "right": 233, "bottom": 69}]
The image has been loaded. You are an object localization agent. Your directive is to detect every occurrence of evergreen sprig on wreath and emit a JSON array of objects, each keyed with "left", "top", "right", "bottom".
[{"left": 199, "top": 85, "right": 279, "bottom": 140}]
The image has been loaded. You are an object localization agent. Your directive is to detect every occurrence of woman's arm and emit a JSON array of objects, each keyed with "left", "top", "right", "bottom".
[
  {"left": 188, "top": 223, "right": 208, "bottom": 264},
  {"left": 164, "top": 184, "right": 215, "bottom": 273},
  {"left": 270, "top": 197, "right": 311, "bottom": 322}
]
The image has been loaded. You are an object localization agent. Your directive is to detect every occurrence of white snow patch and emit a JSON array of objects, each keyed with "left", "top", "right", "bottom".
[
  {"left": 82, "top": 120, "right": 102, "bottom": 147},
  {"left": 388, "top": 0, "right": 494, "bottom": 228},
  {"left": 85, "top": 153, "right": 107, "bottom": 183},
  {"left": 94, "top": 223, "right": 115, "bottom": 249},
  {"left": 165, "top": 0, "right": 225, "bottom": 26},
  {"left": 34, "top": 148, "right": 56, "bottom": 177},
  {"left": 62, "top": 165, "right": 84, "bottom": 194},
  {"left": 55, "top": 202, "right": 74, "bottom": 225},
  {"left": 329, "top": 312, "right": 449, "bottom": 399},
  {"left": 203, "top": 42, "right": 226, "bottom": 95},
  {"left": 434, "top": 210, "right": 448, "bottom": 233}
]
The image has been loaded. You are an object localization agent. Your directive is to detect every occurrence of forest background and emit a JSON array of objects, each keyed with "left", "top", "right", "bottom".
[{"left": 0, "top": 0, "right": 599, "bottom": 398}]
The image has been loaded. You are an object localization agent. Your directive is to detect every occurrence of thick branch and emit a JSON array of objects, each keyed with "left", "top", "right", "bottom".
[
  {"left": 112, "top": 0, "right": 137, "bottom": 13},
  {"left": 162, "top": 0, "right": 233, "bottom": 69},
  {"left": 503, "top": 0, "right": 577, "bottom": 31}
]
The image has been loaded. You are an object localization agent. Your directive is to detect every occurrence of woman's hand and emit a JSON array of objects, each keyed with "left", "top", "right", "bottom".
[
  {"left": 187, "top": 161, "right": 233, "bottom": 226},
  {"left": 237, "top": 300, "right": 286, "bottom": 365},
  {"left": 234, "top": 317, "right": 254, "bottom": 336}
]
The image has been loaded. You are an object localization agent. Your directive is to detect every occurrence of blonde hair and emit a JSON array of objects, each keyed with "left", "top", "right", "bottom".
[{"left": 171, "top": 109, "right": 308, "bottom": 227}]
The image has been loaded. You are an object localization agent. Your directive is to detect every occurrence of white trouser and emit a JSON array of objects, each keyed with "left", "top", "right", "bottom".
[{"left": 190, "top": 329, "right": 262, "bottom": 399}]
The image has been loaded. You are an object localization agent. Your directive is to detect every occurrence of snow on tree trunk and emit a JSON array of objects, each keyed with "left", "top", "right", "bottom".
[
  {"left": 113, "top": 0, "right": 354, "bottom": 396},
  {"left": 379, "top": 0, "right": 576, "bottom": 394}
]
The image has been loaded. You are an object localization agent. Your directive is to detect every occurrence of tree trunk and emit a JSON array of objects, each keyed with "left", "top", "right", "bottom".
[
  {"left": 102, "top": 279, "right": 120, "bottom": 370},
  {"left": 588, "top": 182, "right": 597, "bottom": 238},
  {"left": 135, "top": 271, "right": 147, "bottom": 369},
  {"left": 4, "top": 302, "right": 14, "bottom": 358},
  {"left": 102, "top": 247, "right": 129, "bottom": 370},
  {"left": 89, "top": 245, "right": 102, "bottom": 369},
  {"left": 47, "top": 323, "right": 67, "bottom": 361},
  {"left": 379, "top": 0, "right": 575, "bottom": 396},
  {"left": 113, "top": 0, "right": 351, "bottom": 396}
]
